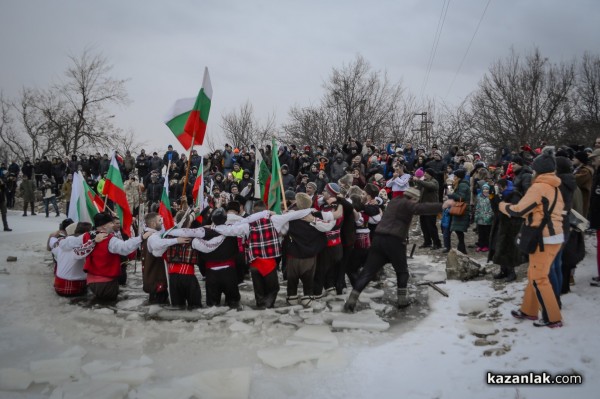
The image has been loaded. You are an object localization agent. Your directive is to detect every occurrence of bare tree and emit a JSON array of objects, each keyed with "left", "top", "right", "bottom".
[
  {"left": 567, "top": 52, "right": 600, "bottom": 145},
  {"left": 470, "top": 47, "right": 575, "bottom": 150},
  {"left": 114, "top": 128, "right": 148, "bottom": 156},
  {"left": 221, "top": 100, "right": 276, "bottom": 149},
  {"left": 282, "top": 55, "right": 415, "bottom": 149}
]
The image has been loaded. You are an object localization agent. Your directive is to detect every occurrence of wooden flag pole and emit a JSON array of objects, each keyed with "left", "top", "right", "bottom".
[
  {"left": 180, "top": 126, "right": 197, "bottom": 210},
  {"left": 277, "top": 155, "right": 288, "bottom": 212}
]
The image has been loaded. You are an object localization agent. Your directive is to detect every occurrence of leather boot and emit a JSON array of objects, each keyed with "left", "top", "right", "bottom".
[
  {"left": 343, "top": 289, "right": 361, "bottom": 313},
  {"left": 493, "top": 265, "right": 508, "bottom": 280}
]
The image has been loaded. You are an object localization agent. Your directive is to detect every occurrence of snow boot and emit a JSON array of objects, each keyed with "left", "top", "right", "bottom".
[
  {"left": 343, "top": 290, "right": 361, "bottom": 313},
  {"left": 397, "top": 288, "right": 411, "bottom": 308}
]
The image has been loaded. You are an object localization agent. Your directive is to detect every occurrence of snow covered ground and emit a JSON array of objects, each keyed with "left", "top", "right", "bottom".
[{"left": 0, "top": 210, "right": 598, "bottom": 399}]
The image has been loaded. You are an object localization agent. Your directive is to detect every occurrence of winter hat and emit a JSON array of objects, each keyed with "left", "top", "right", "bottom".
[
  {"left": 454, "top": 169, "right": 466, "bottom": 179},
  {"left": 482, "top": 183, "right": 490, "bottom": 190},
  {"left": 295, "top": 192, "right": 313, "bottom": 210},
  {"left": 285, "top": 190, "right": 296, "bottom": 201},
  {"left": 574, "top": 151, "right": 589, "bottom": 165},
  {"left": 404, "top": 187, "right": 421, "bottom": 201},
  {"left": 338, "top": 174, "right": 353, "bottom": 187},
  {"left": 511, "top": 156, "right": 524, "bottom": 166},
  {"left": 226, "top": 201, "right": 240, "bottom": 213},
  {"left": 374, "top": 173, "right": 384, "bottom": 182},
  {"left": 306, "top": 182, "right": 317, "bottom": 191},
  {"left": 588, "top": 148, "right": 600, "bottom": 160},
  {"left": 424, "top": 168, "right": 436, "bottom": 178},
  {"left": 211, "top": 208, "right": 227, "bottom": 226},
  {"left": 414, "top": 168, "right": 424, "bottom": 178},
  {"left": 434, "top": 150, "right": 443, "bottom": 158},
  {"left": 93, "top": 212, "right": 114, "bottom": 228},
  {"left": 555, "top": 156, "right": 572, "bottom": 174},
  {"left": 365, "top": 183, "right": 380, "bottom": 198},
  {"left": 531, "top": 148, "right": 556, "bottom": 175},
  {"left": 65, "top": 223, "right": 78, "bottom": 236},
  {"left": 325, "top": 183, "right": 341, "bottom": 196}
]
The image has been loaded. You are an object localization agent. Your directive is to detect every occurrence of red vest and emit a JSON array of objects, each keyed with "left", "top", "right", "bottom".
[{"left": 83, "top": 233, "right": 121, "bottom": 278}]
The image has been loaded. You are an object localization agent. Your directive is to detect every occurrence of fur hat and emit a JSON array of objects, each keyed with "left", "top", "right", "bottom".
[
  {"left": 424, "top": 168, "right": 436, "bottom": 177},
  {"left": 555, "top": 156, "right": 572, "bottom": 174},
  {"left": 325, "top": 183, "right": 341, "bottom": 196},
  {"left": 285, "top": 190, "right": 296, "bottom": 201},
  {"left": 65, "top": 223, "right": 78, "bottom": 236},
  {"left": 531, "top": 148, "right": 556, "bottom": 175},
  {"left": 295, "top": 192, "right": 313, "bottom": 210},
  {"left": 211, "top": 208, "right": 227, "bottom": 226},
  {"left": 574, "top": 151, "right": 589, "bottom": 165},
  {"left": 454, "top": 169, "right": 466, "bottom": 179},
  {"left": 338, "top": 174, "right": 353, "bottom": 187},
  {"left": 404, "top": 187, "right": 421, "bottom": 200},
  {"left": 365, "top": 183, "right": 380, "bottom": 198},
  {"left": 93, "top": 212, "right": 114, "bottom": 228}
]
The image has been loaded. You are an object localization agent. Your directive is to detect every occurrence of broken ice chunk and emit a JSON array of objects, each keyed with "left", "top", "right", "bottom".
[
  {"left": 257, "top": 346, "right": 326, "bottom": 369},
  {"left": 285, "top": 326, "right": 338, "bottom": 350},
  {"left": 459, "top": 299, "right": 489, "bottom": 314},
  {"left": 0, "top": 368, "right": 33, "bottom": 390},
  {"left": 92, "top": 367, "right": 155, "bottom": 386},
  {"left": 465, "top": 319, "right": 496, "bottom": 335},
  {"left": 30, "top": 357, "right": 81, "bottom": 384},
  {"left": 54, "top": 380, "right": 129, "bottom": 399},
  {"left": 174, "top": 367, "right": 252, "bottom": 399},
  {"left": 82, "top": 360, "right": 122, "bottom": 376},
  {"left": 331, "top": 309, "right": 390, "bottom": 331}
]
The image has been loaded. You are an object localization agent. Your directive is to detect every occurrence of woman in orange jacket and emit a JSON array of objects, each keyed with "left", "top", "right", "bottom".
[{"left": 499, "top": 149, "right": 565, "bottom": 328}]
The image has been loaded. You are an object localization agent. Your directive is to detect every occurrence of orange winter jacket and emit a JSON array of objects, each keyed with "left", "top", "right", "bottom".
[{"left": 499, "top": 173, "right": 565, "bottom": 244}]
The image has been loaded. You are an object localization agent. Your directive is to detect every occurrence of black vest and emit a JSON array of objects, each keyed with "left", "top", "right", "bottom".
[{"left": 286, "top": 219, "right": 327, "bottom": 259}]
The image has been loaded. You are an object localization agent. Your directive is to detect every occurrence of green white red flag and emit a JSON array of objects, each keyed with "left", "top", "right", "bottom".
[
  {"left": 254, "top": 149, "right": 271, "bottom": 203},
  {"left": 158, "top": 164, "right": 175, "bottom": 231},
  {"left": 102, "top": 152, "right": 132, "bottom": 234},
  {"left": 68, "top": 172, "right": 104, "bottom": 223},
  {"left": 164, "top": 67, "right": 212, "bottom": 150},
  {"left": 268, "top": 139, "right": 282, "bottom": 214},
  {"left": 192, "top": 157, "right": 205, "bottom": 222}
]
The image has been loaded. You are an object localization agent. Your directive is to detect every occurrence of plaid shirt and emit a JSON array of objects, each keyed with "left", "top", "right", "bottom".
[
  {"left": 164, "top": 241, "right": 198, "bottom": 275},
  {"left": 246, "top": 217, "right": 281, "bottom": 263}
]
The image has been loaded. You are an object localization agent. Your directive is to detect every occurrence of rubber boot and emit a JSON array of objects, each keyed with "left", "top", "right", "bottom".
[
  {"left": 397, "top": 288, "right": 411, "bottom": 308},
  {"left": 343, "top": 289, "right": 361, "bottom": 313}
]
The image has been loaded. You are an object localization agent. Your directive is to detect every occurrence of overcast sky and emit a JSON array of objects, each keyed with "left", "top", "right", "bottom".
[{"left": 1, "top": 0, "right": 599, "bottom": 155}]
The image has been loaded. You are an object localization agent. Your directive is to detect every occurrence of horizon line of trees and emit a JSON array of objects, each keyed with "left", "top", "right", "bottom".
[{"left": 3, "top": 47, "right": 599, "bottom": 165}]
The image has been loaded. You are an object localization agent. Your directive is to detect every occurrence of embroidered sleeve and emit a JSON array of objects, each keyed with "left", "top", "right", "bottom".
[{"left": 73, "top": 238, "right": 96, "bottom": 257}]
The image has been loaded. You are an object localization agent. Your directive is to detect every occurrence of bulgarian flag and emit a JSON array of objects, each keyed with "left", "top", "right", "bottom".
[
  {"left": 164, "top": 67, "right": 213, "bottom": 150},
  {"left": 102, "top": 152, "right": 133, "bottom": 234},
  {"left": 159, "top": 165, "right": 175, "bottom": 230},
  {"left": 254, "top": 149, "right": 271, "bottom": 202},
  {"left": 268, "top": 139, "right": 282, "bottom": 214},
  {"left": 68, "top": 172, "right": 103, "bottom": 223},
  {"left": 192, "top": 157, "right": 205, "bottom": 222}
]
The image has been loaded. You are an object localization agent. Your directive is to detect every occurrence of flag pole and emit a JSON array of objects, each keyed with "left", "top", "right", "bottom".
[
  {"left": 274, "top": 139, "right": 288, "bottom": 212},
  {"left": 180, "top": 122, "right": 198, "bottom": 210}
]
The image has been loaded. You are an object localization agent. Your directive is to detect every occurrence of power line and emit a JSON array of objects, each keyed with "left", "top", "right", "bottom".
[
  {"left": 444, "top": 0, "right": 492, "bottom": 100},
  {"left": 420, "top": 0, "right": 451, "bottom": 100}
]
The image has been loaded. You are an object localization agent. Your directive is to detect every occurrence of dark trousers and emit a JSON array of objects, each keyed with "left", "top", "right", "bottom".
[
  {"left": 168, "top": 273, "right": 202, "bottom": 309},
  {"left": 235, "top": 252, "right": 248, "bottom": 284},
  {"left": 205, "top": 267, "right": 241, "bottom": 307},
  {"left": 354, "top": 235, "right": 409, "bottom": 292},
  {"left": 250, "top": 268, "right": 279, "bottom": 308},
  {"left": 420, "top": 215, "right": 441, "bottom": 247},
  {"left": 477, "top": 224, "right": 491, "bottom": 248},
  {"left": 6, "top": 192, "right": 15, "bottom": 208},
  {"left": 23, "top": 201, "right": 35, "bottom": 215},
  {"left": 118, "top": 263, "right": 127, "bottom": 286},
  {"left": 286, "top": 256, "right": 316, "bottom": 297},
  {"left": 89, "top": 279, "right": 119, "bottom": 302},
  {"left": 315, "top": 245, "right": 343, "bottom": 296},
  {"left": 149, "top": 291, "right": 169, "bottom": 304},
  {"left": 1, "top": 201, "right": 9, "bottom": 230},
  {"left": 454, "top": 231, "right": 466, "bottom": 254},
  {"left": 347, "top": 247, "right": 369, "bottom": 288},
  {"left": 334, "top": 245, "right": 353, "bottom": 294}
]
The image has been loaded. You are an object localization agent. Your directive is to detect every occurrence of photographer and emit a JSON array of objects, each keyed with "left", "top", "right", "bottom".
[{"left": 41, "top": 175, "right": 60, "bottom": 217}]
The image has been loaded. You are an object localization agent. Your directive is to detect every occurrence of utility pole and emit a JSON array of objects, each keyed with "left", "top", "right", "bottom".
[{"left": 411, "top": 112, "right": 434, "bottom": 149}]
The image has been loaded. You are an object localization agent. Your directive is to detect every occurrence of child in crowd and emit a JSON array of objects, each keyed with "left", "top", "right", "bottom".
[{"left": 474, "top": 183, "right": 493, "bottom": 252}]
